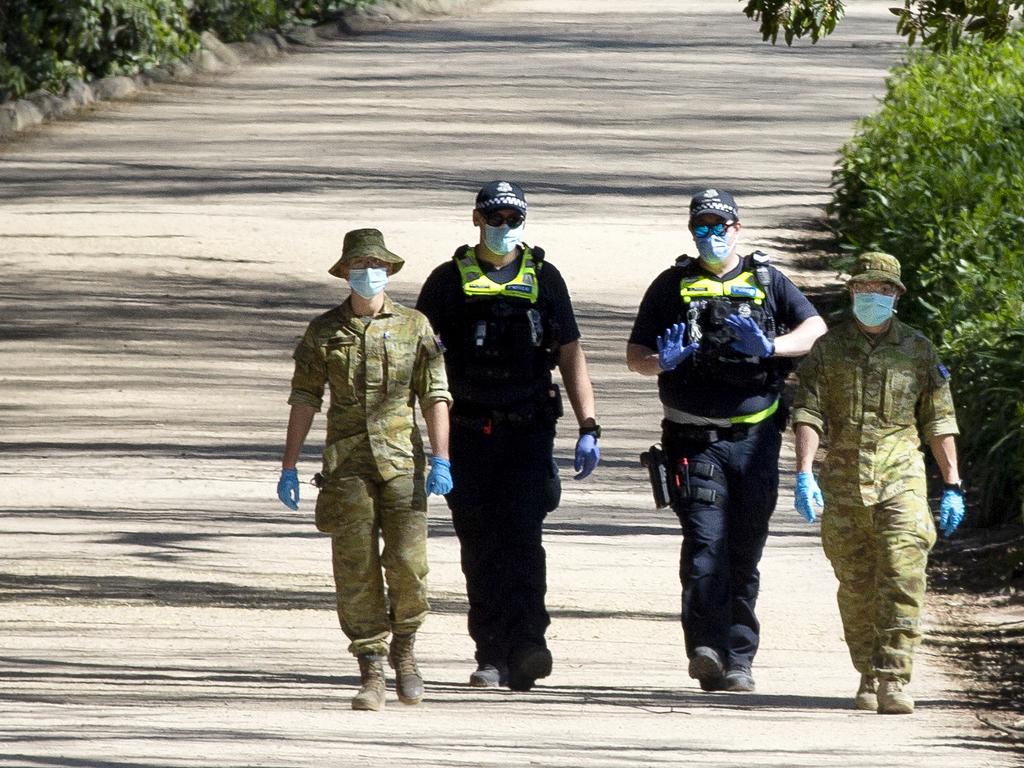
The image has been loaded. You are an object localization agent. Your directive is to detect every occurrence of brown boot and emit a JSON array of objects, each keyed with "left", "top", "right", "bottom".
[
  {"left": 854, "top": 674, "right": 878, "bottom": 711},
  {"left": 351, "top": 654, "right": 386, "bottom": 711},
  {"left": 877, "top": 678, "right": 914, "bottom": 714},
  {"left": 388, "top": 633, "right": 424, "bottom": 705}
]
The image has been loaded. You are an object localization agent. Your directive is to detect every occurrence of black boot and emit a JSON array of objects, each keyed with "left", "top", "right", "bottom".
[{"left": 508, "top": 645, "right": 552, "bottom": 692}]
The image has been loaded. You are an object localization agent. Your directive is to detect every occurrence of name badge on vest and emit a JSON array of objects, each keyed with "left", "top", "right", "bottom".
[{"left": 729, "top": 284, "right": 758, "bottom": 298}]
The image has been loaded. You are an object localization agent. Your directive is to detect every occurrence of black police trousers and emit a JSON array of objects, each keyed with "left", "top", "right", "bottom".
[
  {"left": 445, "top": 419, "right": 560, "bottom": 671},
  {"left": 663, "top": 419, "right": 781, "bottom": 670}
]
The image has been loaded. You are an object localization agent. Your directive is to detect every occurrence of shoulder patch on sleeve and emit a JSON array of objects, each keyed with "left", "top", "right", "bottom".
[{"left": 937, "top": 363, "right": 950, "bottom": 380}]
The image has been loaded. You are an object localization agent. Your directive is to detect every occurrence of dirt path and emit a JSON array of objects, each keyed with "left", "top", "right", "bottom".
[{"left": 0, "top": 1, "right": 1013, "bottom": 765}]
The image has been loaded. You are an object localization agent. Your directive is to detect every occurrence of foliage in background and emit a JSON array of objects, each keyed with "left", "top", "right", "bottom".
[
  {"left": 0, "top": 0, "right": 196, "bottom": 100},
  {"left": 0, "top": 0, "right": 372, "bottom": 101},
  {"left": 742, "top": 0, "right": 1024, "bottom": 51},
  {"left": 189, "top": 0, "right": 283, "bottom": 41},
  {"left": 188, "top": 1, "right": 367, "bottom": 43},
  {"left": 830, "top": 32, "right": 1024, "bottom": 527}
]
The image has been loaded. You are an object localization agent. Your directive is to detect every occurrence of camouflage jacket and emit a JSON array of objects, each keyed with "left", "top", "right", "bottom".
[
  {"left": 792, "top": 317, "right": 959, "bottom": 506},
  {"left": 288, "top": 295, "right": 451, "bottom": 481}
]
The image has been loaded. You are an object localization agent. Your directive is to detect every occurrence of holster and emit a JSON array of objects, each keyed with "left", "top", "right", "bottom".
[
  {"left": 640, "top": 444, "right": 673, "bottom": 509},
  {"left": 641, "top": 444, "right": 728, "bottom": 511}
]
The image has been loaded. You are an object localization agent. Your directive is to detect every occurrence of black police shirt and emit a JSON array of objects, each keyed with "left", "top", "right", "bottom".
[
  {"left": 416, "top": 245, "right": 581, "bottom": 401},
  {"left": 628, "top": 254, "right": 819, "bottom": 420}
]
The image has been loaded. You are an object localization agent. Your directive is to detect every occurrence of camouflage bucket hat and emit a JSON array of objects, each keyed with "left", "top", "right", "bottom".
[
  {"left": 328, "top": 228, "right": 405, "bottom": 278},
  {"left": 847, "top": 251, "right": 905, "bottom": 292}
]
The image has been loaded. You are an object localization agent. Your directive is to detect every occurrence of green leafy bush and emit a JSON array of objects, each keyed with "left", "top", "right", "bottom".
[
  {"left": 188, "top": 1, "right": 371, "bottom": 42},
  {"left": 189, "top": 0, "right": 282, "bottom": 42},
  {"left": 0, "top": 0, "right": 197, "bottom": 101},
  {"left": 831, "top": 32, "right": 1024, "bottom": 526},
  {"left": 0, "top": 0, "right": 371, "bottom": 101}
]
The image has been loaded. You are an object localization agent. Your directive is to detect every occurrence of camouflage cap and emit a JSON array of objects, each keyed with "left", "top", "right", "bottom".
[
  {"left": 328, "top": 228, "right": 404, "bottom": 278},
  {"left": 847, "top": 251, "right": 905, "bottom": 292}
]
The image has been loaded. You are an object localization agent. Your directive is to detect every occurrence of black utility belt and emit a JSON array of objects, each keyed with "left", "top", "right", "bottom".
[
  {"left": 452, "top": 405, "right": 558, "bottom": 434},
  {"left": 661, "top": 418, "right": 763, "bottom": 444},
  {"left": 661, "top": 399, "right": 780, "bottom": 444},
  {"left": 452, "top": 385, "right": 563, "bottom": 434}
]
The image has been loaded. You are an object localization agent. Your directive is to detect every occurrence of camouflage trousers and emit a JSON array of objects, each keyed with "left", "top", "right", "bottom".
[
  {"left": 821, "top": 490, "right": 937, "bottom": 682},
  {"left": 315, "top": 442, "right": 429, "bottom": 658}
]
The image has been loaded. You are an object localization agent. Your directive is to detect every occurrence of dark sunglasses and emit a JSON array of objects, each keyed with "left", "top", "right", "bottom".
[
  {"left": 484, "top": 212, "right": 525, "bottom": 228},
  {"left": 693, "top": 222, "right": 734, "bottom": 238}
]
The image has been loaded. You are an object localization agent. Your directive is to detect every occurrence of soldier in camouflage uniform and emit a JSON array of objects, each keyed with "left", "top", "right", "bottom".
[
  {"left": 275, "top": 229, "right": 453, "bottom": 712},
  {"left": 792, "top": 251, "right": 966, "bottom": 715}
]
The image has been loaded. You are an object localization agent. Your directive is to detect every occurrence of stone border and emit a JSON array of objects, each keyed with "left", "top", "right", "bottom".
[{"left": 0, "top": 0, "right": 480, "bottom": 143}]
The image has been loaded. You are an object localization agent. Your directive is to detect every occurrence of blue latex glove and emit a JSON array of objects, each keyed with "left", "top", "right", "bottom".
[
  {"left": 795, "top": 471, "right": 823, "bottom": 523},
  {"left": 574, "top": 433, "right": 600, "bottom": 480},
  {"left": 425, "top": 456, "right": 453, "bottom": 496},
  {"left": 656, "top": 322, "right": 698, "bottom": 372},
  {"left": 725, "top": 315, "right": 774, "bottom": 358},
  {"left": 939, "top": 488, "right": 965, "bottom": 537},
  {"left": 277, "top": 468, "right": 300, "bottom": 510}
]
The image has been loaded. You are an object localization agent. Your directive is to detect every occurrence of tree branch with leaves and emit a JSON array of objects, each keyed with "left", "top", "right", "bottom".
[{"left": 742, "top": 0, "right": 1022, "bottom": 51}]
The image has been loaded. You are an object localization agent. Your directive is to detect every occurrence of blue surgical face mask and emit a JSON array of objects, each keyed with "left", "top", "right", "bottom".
[
  {"left": 348, "top": 267, "right": 389, "bottom": 299},
  {"left": 695, "top": 232, "right": 732, "bottom": 265},
  {"left": 852, "top": 292, "right": 896, "bottom": 326},
  {"left": 483, "top": 223, "right": 525, "bottom": 255}
]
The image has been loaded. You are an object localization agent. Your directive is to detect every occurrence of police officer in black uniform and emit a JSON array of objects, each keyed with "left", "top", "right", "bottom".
[
  {"left": 417, "top": 181, "right": 600, "bottom": 692},
  {"left": 627, "top": 189, "right": 826, "bottom": 693}
]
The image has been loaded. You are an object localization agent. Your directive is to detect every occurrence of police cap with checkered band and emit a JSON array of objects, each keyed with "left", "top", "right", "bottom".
[
  {"left": 689, "top": 188, "right": 739, "bottom": 223},
  {"left": 475, "top": 180, "right": 528, "bottom": 215}
]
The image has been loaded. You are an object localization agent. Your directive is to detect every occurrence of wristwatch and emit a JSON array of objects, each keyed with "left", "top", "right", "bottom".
[
  {"left": 943, "top": 481, "right": 963, "bottom": 493},
  {"left": 579, "top": 424, "right": 602, "bottom": 439}
]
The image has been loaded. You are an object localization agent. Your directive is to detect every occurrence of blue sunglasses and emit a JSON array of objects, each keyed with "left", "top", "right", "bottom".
[{"left": 693, "top": 222, "right": 734, "bottom": 238}]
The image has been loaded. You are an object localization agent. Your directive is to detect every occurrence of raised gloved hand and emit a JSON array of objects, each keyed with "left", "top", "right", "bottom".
[
  {"left": 574, "top": 433, "right": 600, "bottom": 480},
  {"left": 656, "top": 322, "right": 698, "bottom": 372},
  {"left": 939, "top": 487, "right": 965, "bottom": 537},
  {"left": 425, "top": 456, "right": 453, "bottom": 496},
  {"left": 277, "top": 468, "right": 300, "bottom": 510},
  {"left": 725, "top": 314, "right": 774, "bottom": 358},
  {"left": 795, "top": 471, "right": 824, "bottom": 523}
]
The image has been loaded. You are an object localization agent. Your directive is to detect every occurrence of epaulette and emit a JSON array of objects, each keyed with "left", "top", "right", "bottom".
[
  {"left": 674, "top": 254, "right": 695, "bottom": 268},
  {"left": 748, "top": 250, "right": 772, "bottom": 289},
  {"left": 452, "top": 244, "right": 472, "bottom": 261}
]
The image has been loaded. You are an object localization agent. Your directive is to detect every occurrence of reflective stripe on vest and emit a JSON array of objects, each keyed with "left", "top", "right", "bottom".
[
  {"left": 456, "top": 246, "right": 540, "bottom": 303},
  {"left": 679, "top": 271, "right": 766, "bottom": 305}
]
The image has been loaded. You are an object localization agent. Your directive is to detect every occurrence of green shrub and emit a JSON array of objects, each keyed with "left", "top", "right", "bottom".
[
  {"left": 0, "top": 0, "right": 371, "bottom": 101},
  {"left": 187, "top": 1, "right": 370, "bottom": 42},
  {"left": 831, "top": 32, "right": 1024, "bottom": 527},
  {"left": 189, "top": 0, "right": 282, "bottom": 42},
  {"left": 0, "top": 0, "right": 197, "bottom": 101}
]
